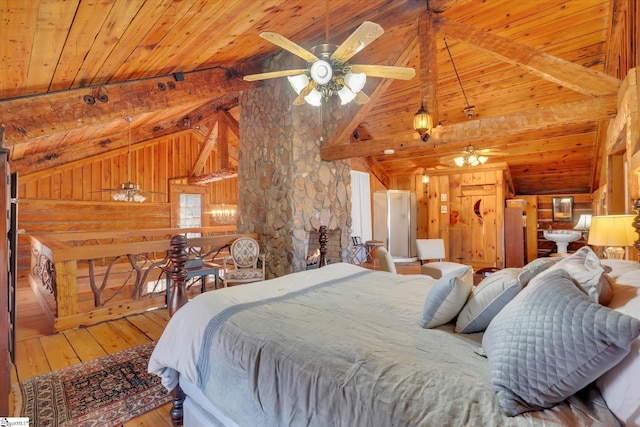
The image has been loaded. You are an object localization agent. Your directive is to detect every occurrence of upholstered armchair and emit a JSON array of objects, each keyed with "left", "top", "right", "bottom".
[{"left": 222, "top": 237, "right": 266, "bottom": 286}]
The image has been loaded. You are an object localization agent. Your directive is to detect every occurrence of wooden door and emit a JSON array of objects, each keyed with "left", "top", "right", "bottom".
[{"left": 451, "top": 184, "right": 497, "bottom": 267}]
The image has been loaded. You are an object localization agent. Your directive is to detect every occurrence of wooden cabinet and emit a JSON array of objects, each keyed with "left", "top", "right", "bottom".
[
  {"left": 505, "top": 206, "right": 526, "bottom": 267},
  {"left": 0, "top": 128, "right": 17, "bottom": 415}
]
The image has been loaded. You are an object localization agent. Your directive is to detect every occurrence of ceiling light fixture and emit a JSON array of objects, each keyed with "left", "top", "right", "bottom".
[
  {"left": 286, "top": 45, "right": 369, "bottom": 106},
  {"left": 453, "top": 145, "right": 489, "bottom": 167}
]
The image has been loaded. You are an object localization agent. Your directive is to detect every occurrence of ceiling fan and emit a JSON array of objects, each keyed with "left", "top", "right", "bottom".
[
  {"left": 243, "top": 21, "right": 416, "bottom": 106},
  {"left": 440, "top": 145, "right": 508, "bottom": 167},
  {"left": 95, "top": 117, "right": 164, "bottom": 202}
]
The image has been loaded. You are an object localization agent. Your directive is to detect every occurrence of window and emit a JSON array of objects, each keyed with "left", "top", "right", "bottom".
[{"left": 179, "top": 193, "right": 202, "bottom": 228}]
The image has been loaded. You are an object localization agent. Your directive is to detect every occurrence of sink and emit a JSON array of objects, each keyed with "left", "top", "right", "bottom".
[{"left": 543, "top": 230, "right": 582, "bottom": 254}]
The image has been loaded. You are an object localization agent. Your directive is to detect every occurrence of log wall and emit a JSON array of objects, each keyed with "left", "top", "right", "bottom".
[{"left": 15, "top": 131, "right": 239, "bottom": 270}]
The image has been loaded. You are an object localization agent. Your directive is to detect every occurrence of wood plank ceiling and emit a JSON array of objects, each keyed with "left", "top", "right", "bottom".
[{"left": 0, "top": 0, "right": 626, "bottom": 195}]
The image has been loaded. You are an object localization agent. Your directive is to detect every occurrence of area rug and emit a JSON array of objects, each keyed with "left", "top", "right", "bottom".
[{"left": 13, "top": 341, "right": 172, "bottom": 427}]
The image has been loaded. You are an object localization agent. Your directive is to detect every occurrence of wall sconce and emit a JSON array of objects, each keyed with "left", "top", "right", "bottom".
[
  {"left": 413, "top": 102, "right": 433, "bottom": 142},
  {"left": 422, "top": 174, "right": 429, "bottom": 193}
]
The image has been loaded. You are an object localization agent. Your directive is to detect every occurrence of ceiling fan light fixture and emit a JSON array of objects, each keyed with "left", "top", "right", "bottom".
[
  {"left": 454, "top": 157, "right": 465, "bottom": 167},
  {"left": 287, "top": 74, "right": 309, "bottom": 94},
  {"left": 478, "top": 155, "right": 489, "bottom": 164},
  {"left": 344, "top": 72, "right": 366, "bottom": 93},
  {"left": 338, "top": 86, "right": 356, "bottom": 105},
  {"left": 310, "top": 60, "right": 333, "bottom": 85},
  {"left": 413, "top": 102, "right": 433, "bottom": 142},
  {"left": 304, "top": 89, "right": 323, "bottom": 106}
]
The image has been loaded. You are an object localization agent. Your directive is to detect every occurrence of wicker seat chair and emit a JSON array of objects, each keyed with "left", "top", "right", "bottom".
[{"left": 222, "top": 237, "right": 266, "bottom": 286}]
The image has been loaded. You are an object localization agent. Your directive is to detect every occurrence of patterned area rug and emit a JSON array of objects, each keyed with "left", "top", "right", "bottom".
[{"left": 13, "top": 342, "right": 172, "bottom": 427}]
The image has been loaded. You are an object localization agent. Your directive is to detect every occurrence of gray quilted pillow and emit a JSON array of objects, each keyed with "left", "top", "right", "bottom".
[
  {"left": 483, "top": 268, "right": 640, "bottom": 416},
  {"left": 455, "top": 268, "right": 530, "bottom": 333}
]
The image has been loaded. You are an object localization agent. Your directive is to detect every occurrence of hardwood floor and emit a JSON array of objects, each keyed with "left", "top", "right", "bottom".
[
  {"left": 10, "top": 261, "right": 421, "bottom": 425},
  {"left": 11, "top": 271, "right": 173, "bottom": 426}
]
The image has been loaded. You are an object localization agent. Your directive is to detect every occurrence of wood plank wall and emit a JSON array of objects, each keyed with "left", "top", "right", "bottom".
[
  {"left": 526, "top": 193, "right": 592, "bottom": 257},
  {"left": 15, "top": 130, "right": 238, "bottom": 269}
]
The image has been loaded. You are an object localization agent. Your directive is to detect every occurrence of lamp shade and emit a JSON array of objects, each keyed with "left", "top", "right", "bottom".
[
  {"left": 573, "top": 214, "right": 592, "bottom": 231},
  {"left": 587, "top": 215, "right": 635, "bottom": 259}
]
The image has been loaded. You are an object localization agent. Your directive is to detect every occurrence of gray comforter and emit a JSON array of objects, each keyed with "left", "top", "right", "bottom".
[{"left": 149, "top": 263, "right": 617, "bottom": 426}]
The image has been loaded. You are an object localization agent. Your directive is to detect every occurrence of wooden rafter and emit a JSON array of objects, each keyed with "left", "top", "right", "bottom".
[
  {"left": 0, "top": 68, "right": 258, "bottom": 145},
  {"left": 433, "top": 16, "right": 621, "bottom": 97},
  {"left": 187, "top": 168, "right": 238, "bottom": 185},
  {"left": 364, "top": 157, "right": 390, "bottom": 188},
  {"left": 191, "top": 120, "right": 219, "bottom": 177},
  {"left": 321, "top": 96, "right": 617, "bottom": 161}
]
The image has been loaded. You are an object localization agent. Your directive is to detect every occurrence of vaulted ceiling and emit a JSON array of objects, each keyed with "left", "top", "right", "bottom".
[{"left": 0, "top": 0, "right": 631, "bottom": 195}]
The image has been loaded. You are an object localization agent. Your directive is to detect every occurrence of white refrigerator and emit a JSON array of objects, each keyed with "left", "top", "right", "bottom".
[{"left": 373, "top": 190, "right": 417, "bottom": 261}]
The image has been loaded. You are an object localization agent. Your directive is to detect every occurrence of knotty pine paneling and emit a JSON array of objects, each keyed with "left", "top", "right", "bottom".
[{"left": 15, "top": 131, "right": 239, "bottom": 269}]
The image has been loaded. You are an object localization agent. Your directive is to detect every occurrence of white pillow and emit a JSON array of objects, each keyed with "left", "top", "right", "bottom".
[
  {"left": 421, "top": 267, "right": 473, "bottom": 328},
  {"left": 546, "top": 246, "right": 604, "bottom": 302},
  {"left": 455, "top": 268, "right": 530, "bottom": 334},
  {"left": 596, "top": 285, "right": 640, "bottom": 426}
]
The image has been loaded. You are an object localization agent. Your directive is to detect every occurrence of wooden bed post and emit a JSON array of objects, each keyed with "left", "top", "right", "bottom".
[
  {"left": 168, "top": 234, "right": 188, "bottom": 426},
  {"left": 168, "top": 235, "right": 189, "bottom": 316}
]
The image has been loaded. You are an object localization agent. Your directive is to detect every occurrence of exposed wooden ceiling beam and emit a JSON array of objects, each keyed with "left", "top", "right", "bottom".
[
  {"left": 0, "top": 68, "right": 258, "bottom": 145},
  {"left": 433, "top": 16, "right": 621, "bottom": 97},
  {"left": 321, "top": 96, "right": 616, "bottom": 161}
]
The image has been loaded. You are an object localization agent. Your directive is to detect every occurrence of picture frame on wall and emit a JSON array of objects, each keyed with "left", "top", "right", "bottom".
[{"left": 552, "top": 197, "right": 573, "bottom": 222}]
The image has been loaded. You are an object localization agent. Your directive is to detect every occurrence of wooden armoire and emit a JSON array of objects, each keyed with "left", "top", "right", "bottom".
[{"left": 0, "top": 126, "right": 17, "bottom": 415}]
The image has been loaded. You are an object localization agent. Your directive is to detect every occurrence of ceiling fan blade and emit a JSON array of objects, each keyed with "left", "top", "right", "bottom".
[
  {"left": 350, "top": 64, "right": 416, "bottom": 80},
  {"left": 260, "top": 32, "right": 318, "bottom": 63},
  {"left": 243, "top": 69, "right": 307, "bottom": 82},
  {"left": 293, "top": 81, "right": 317, "bottom": 105},
  {"left": 331, "top": 21, "right": 384, "bottom": 63},
  {"left": 354, "top": 91, "right": 370, "bottom": 105}
]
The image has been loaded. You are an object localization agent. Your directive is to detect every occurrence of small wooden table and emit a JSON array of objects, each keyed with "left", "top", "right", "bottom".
[
  {"left": 165, "top": 261, "right": 221, "bottom": 305},
  {"left": 365, "top": 240, "right": 384, "bottom": 268}
]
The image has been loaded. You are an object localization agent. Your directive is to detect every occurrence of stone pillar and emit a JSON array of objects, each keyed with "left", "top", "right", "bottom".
[{"left": 239, "top": 53, "right": 352, "bottom": 278}]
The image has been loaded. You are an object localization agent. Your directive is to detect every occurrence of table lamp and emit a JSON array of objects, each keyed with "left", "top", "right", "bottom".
[
  {"left": 587, "top": 214, "right": 635, "bottom": 259},
  {"left": 573, "top": 214, "right": 592, "bottom": 240}
]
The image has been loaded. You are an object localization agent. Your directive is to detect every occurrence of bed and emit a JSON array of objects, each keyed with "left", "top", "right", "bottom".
[{"left": 149, "top": 249, "right": 640, "bottom": 427}]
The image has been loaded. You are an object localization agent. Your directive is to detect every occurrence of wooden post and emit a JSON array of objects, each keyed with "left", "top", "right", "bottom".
[
  {"left": 318, "top": 225, "right": 328, "bottom": 268},
  {"left": 168, "top": 235, "right": 189, "bottom": 316},
  {"left": 168, "top": 234, "right": 188, "bottom": 426}
]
